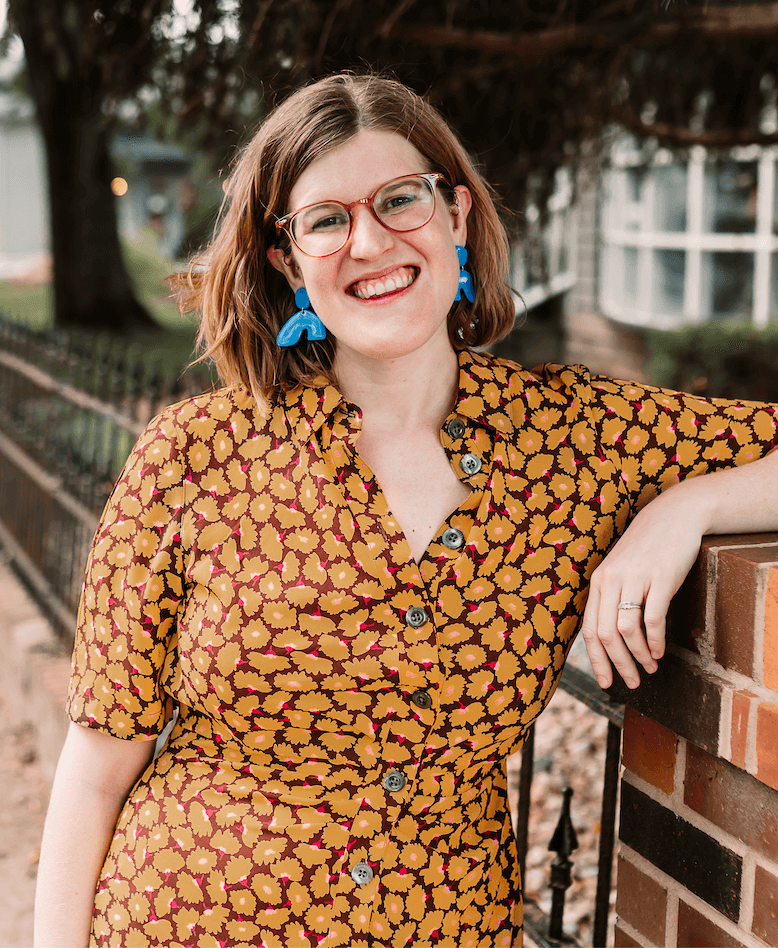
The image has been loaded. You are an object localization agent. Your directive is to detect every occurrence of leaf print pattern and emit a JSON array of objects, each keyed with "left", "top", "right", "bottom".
[{"left": 67, "top": 350, "right": 778, "bottom": 947}]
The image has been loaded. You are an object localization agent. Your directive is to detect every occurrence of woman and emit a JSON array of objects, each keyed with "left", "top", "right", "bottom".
[{"left": 35, "top": 73, "right": 778, "bottom": 947}]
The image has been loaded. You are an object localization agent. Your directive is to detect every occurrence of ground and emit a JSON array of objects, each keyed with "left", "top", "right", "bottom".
[{"left": 0, "top": 694, "right": 49, "bottom": 948}]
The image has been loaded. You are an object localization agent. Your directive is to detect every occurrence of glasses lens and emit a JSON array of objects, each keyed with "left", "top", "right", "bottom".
[
  {"left": 374, "top": 176, "right": 435, "bottom": 232},
  {"left": 293, "top": 203, "right": 350, "bottom": 256},
  {"left": 287, "top": 175, "right": 438, "bottom": 257}
]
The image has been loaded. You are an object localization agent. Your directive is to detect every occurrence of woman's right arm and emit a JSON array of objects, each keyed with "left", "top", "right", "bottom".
[{"left": 34, "top": 721, "right": 156, "bottom": 948}]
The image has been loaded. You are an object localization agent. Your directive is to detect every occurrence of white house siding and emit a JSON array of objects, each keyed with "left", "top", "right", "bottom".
[
  {"left": 563, "top": 177, "right": 649, "bottom": 382},
  {"left": 0, "top": 119, "right": 48, "bottom": 278}
]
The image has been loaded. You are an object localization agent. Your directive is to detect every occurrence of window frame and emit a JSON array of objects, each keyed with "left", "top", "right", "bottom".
[{"left": 600, "top": 143, "right": 778, "bottom": 329}]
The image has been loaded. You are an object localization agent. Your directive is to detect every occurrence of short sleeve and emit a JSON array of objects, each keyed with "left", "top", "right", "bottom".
[
  {"left": 66, "top": 407, "right": 189, "bottom": 740},
  {"left": 588, "top": 375, "right": 778, "bottom": 507}
]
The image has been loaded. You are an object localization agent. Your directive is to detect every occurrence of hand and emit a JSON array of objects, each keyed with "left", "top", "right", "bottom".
[{"left": 580, "top": 484, "right": 706, "bottom": 690}]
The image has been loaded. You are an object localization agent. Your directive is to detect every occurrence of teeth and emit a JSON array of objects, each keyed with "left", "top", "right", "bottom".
[{"left": 352, "top": 267, "right": 416, "bottom": 300}]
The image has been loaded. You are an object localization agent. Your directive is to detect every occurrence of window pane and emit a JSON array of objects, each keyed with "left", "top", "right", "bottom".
[
  {"left": 604, "top": 169, "right": 645, "bottom": 231},
  {"left": 653, "top": 249, "right": 685, "bottom": 316},
  {"left": 622, "top": 246, "right": 639, "bottom": 306},
  {"left": 773, "top": 173, "right": 778, "bottom": 236},
  {"left": 653, "top": 166, "right": 687, "bottom": 232},
  {"left": 703, "top": 161, "right": 757, "bottom": 234},
  {"left": 701, "top": 251, "right": 754, "bottom": 319}
]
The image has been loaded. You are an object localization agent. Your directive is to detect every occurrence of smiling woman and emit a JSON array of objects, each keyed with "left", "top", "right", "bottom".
[
  {"left": 175, "top": 73, "right": 516, "bottom": 401},
  {"left": 34, "top": 73, "right": 778, "bottom": 948}
]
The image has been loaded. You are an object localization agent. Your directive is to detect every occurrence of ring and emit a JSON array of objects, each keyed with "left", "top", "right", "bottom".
[{"left": 617, "top": 601, "right": 642, "bottom": 610}]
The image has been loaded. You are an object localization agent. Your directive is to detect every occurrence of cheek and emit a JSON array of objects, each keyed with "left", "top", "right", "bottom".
[{"left": 297, "top": 265, "right": 337, "bottom": 310}]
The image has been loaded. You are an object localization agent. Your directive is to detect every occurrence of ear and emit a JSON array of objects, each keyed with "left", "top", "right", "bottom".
[
  {"left": 450, "top": 185, "right": 472, "bottom": 246},
  {"left": 267, "top": 245, "right": 303, "bottom": 291}
]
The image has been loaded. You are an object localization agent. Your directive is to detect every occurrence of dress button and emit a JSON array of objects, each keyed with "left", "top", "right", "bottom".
[
  {"left": 351, "top": 862, "right": 374, "bottom": 885},
  {"left": 383, "top": 770, "right": 406, "bottom": 792},
  {"left": 460, "top": 453, "right": 482, "bottom": 475},
  {"left": 411, "top": 689, "right": 433, "bottom": 710},
  {"left": 442, "top": 527, "right": 464, "bottom": 549},
  {"left": 405, "top": 606, "right": 429, "bottom": 628},
  {"left": 447, "top": 418, "right": 466, "bottom": 439}
]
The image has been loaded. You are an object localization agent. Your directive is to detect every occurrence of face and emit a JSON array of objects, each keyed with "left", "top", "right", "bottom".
[{"left": 268, "top": 129, "right": 471, "bottom": 369}]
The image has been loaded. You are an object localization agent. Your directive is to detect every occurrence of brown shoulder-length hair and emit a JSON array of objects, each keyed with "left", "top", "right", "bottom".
[{"left": 173, "top": 72, "right": 516, "bottom": 404}]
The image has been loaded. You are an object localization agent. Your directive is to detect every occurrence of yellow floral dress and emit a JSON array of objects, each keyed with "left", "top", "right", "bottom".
[{"left": 67, "top": 350, "right": 777, "bottom": 948}]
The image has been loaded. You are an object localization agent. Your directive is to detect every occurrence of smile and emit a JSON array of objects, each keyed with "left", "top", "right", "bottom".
[{"left": 349, "top": 266, "right": 418, "bottom": 300}]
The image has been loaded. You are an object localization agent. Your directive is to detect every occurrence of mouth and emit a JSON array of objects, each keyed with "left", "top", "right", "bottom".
[{"left": 348, "top": 266, "right": 418, "bottom": 300}]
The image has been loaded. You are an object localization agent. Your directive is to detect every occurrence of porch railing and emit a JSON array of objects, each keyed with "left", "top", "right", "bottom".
[
  {"left": 0, "top": 315, "right": 211, "bottom": 638},
  {"left": 516, "top": 661, "right": 624, "bottom": 947}
]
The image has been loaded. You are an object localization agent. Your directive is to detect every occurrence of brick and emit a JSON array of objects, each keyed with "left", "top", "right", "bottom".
[
  {"left": 668, "top": 542, "right": 710, "bottom": 654},
  {"left": 715, "top": 546, "right": 778, "bottom": 678},
  {"left": 753, "top": 865, "right": 778, "bottom": 946},
  {"left": 615, "top": 855, "right": 667, "bottom": 944},
  {"left": 620, "top": 782, "right": 742, "bottom": 921},
  {"left": 730, "top": 690, "right": 755, "bottom": 770},
  {"left": 757, "top": 702, "right": 778, "bottom": 793},
  {"left": 765, "top": 567, "right": 778, "bottom": 691},
  {"left": 622, "top": 707, "right": 677, "bottom": 795},
  {"left": 683, "top": 743, "right": 778, "bottom": 862},
  {"left": 715, "top": 549, "right": 760, "bottom": 676},
  {"left": 706, "top": 533, "right": 778, "bottom": 550},
  {"left": 608, "top": 653, "right": 722, "bottom": 756},
  {"left": 677, "top": 900, "right": 746, "bottom": 947},
  {"left": 614, "top": 926, "right": 643, "bottom": 948}
]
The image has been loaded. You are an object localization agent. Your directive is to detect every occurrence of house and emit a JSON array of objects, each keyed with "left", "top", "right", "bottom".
[
  {"left": 0, "top": 91, "right": 47, "bottom": 280},
  {"left": 564, "top": 138, "right": 778, "bottom": 381},
  {"left": 0, "top": 91, "right": 193, "bottom": 281}
]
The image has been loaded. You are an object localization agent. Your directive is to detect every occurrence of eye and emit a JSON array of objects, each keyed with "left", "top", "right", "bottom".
[
  {"left": 376, "top": 179, "right": 428, "bottom": 218},
  {"left": 296, "top": 203, "right": 349, "bottom": 237},
  {"left": 385, "top": 192, "right": 417, "bottom": 210},
  {"left": 378, "top": 190, "right": 422, "bottom": 216},
  {"left": 311, "top": 211, "right": 348, "bottom": 231}
]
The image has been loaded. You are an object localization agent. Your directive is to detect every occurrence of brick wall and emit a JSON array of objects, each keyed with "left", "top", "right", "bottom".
[{"left": 612, "top": 533, "right": 778, "bottom": 947}]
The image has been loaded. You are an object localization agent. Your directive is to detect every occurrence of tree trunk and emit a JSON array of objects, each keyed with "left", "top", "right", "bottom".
[
  {"left": 10, "top": 1, "right": 158, "bottom": 333},
  {"left": 40, "top": 88, "right": 158, "bottom": 332}
]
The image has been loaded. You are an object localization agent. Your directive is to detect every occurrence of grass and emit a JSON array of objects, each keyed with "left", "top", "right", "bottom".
[
  {"left": 0, "top": 281, "right": 53, "bottom": 332},
  {"left": 0, "top": 230, "right": 202, "bottom": 380},
  {"left": 0, "top": 229, "right": 198, "bottom": 340}
]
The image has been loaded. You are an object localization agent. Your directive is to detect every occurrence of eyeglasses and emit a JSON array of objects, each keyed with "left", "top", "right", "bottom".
[{"left": 275, "top": 172, "right": 449, "bottom": 258}]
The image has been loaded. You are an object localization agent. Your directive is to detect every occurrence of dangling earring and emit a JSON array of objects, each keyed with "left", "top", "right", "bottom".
[
  {"left": 276, "top": 287, "right": 327, "bottom": 347},
  {"left": 454, "top": 245, "right": 475, "bottom": 303}
]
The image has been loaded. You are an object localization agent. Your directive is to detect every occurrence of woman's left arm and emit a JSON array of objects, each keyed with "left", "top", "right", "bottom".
[{"left": 581, "top": 449, "right": 778, "bottom": 690}]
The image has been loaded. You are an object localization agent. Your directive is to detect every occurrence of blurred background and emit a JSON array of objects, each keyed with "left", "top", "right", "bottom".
[{"left": 2, "top": 2, "right": 778, "bottom": 945}]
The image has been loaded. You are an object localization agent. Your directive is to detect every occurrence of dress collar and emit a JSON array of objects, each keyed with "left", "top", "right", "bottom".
[
  {"left": 450, "top": 349, "right": 518, "bottom": 438},
  {"left": 276, "top": 348, "right": 521, "bottom": 449}
]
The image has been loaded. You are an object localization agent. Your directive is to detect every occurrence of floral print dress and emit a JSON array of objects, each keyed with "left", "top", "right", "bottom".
[{"left": 67, "top": 350, "right": 778, "bottom": 947}]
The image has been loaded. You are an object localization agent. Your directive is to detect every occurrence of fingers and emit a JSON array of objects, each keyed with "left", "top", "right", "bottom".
[
  {"left": 643, "top": 591, "right": 667, "bottom": 661},
  {"left": 581, "top": 585, "right": 616, "bottom": 689},
  {"left": 581, "top": 573, "right": 669, "bottom": 691}
]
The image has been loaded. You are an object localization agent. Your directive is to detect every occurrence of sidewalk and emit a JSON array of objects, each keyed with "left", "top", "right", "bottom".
[{"left": 0, "top": 546, "right": 71, "bottom": 948}]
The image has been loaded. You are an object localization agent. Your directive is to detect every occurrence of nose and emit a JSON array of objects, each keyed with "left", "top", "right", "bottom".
[{"left": 347, "top": 204, "right": 394, "bottom": 259}]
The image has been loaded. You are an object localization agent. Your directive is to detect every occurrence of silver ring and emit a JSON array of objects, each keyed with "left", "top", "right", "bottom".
[{"left": 617, "top": 601, "right": 642, "bottom": 610}]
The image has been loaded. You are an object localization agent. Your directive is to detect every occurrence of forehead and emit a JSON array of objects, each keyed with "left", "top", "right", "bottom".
[{"left": 288, "top": 129, "right": 429, "bottom": 209}]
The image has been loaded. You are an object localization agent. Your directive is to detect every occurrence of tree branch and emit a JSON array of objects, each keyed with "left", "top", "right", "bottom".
[
  {"left": 389, "top": 4, "right": 778, "bottom": 58},
  {"left": 614, "top": 106, "right": 778, "bottom": 148}
]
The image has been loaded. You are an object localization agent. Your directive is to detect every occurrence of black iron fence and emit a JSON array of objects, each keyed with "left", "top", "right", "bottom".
[
  {"left": 516, "top": 662, "right": 624, "bottom": 946},
  {"left": 0, "top": 314, "right": 623, "bottom": 945},
  {"left": 0, "top": 315, "right": 212, "bottom": 636}
]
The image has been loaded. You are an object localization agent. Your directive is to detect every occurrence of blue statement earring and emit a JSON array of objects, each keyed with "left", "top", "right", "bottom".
[
  {"left": 276, "top": 288, "right": 327, "bottom": 347},
  {"left": 454, "top": 245, "right": 475, "bottom": 303}
]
